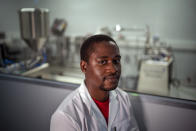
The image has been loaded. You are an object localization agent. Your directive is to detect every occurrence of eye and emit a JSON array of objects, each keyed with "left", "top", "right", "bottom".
[
  {"left": 99, "top": 60, "right": 107, "bottom": 65},
  {"left": 113, "top": 59, "right": 120, "bottom": 64}
]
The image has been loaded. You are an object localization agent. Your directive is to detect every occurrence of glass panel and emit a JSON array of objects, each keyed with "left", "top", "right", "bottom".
[{"left": 0, "top": 0, "right": 196, "bottom": 101}]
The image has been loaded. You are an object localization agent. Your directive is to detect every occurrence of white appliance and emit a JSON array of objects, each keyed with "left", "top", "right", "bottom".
[{"left": 138, "top": 59, "right": 172, "bottom": 96}]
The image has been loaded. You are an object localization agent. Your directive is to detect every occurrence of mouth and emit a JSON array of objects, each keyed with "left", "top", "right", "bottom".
[
  {"left": 101, "top": 75, "right": 120, "bottom": 91},
  {"left": 104, "top": 75, "right": 119, "bottom": 83}
]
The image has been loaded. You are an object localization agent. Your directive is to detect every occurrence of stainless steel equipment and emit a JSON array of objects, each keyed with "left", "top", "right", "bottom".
[
  {"left": 18, "top": 8, "right": 49, "bottom": 51},
  {"left": 49, "top": 18, "right": 69, "bottom": 66}
]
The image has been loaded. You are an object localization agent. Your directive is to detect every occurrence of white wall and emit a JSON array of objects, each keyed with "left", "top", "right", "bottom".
[{"left": 0, "top": 0, "right": 196, "bottom": 42}]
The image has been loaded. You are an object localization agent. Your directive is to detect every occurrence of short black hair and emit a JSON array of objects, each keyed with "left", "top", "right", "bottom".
[{"left": 80, "top": 34, "right": 118, "bottom": 62}]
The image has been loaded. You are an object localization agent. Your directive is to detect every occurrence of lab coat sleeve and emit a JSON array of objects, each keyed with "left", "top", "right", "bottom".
[{"left": 50, "top": 111, "right": 79, "bottom": 131}]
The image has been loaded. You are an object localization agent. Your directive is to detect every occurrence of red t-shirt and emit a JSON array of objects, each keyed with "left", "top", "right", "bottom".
[{"left": 92, "top": 97, "right": 109, "bottom": 124}]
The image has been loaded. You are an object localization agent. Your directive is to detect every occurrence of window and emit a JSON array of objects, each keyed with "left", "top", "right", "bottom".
[{"left": 0, "top": 0, "right": 196, "bottom": 101}]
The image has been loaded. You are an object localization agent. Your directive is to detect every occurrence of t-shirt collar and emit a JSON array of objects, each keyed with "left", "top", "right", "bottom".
[{"left": 80, "top": 81, "right": 117, "bottom": 106}]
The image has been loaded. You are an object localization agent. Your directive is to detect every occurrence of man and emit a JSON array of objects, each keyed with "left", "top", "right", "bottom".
[{"left": 50, "top": 34, "right": 139, "bottom": 131}]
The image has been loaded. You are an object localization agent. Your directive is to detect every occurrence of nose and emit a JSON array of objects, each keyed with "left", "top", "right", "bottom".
[{"left": 106, "top": 62, "right": 118, "bottom": 74}]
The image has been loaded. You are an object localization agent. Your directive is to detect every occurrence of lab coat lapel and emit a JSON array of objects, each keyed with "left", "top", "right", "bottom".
[
  {"left": 109, "top": 90, "right": 119, "bottom": 127},
  {"left": 79, "top": 81, "right": 107, "bottom": 127},
  {"left": 91, "top": 103, "right": 108, "bottom": 127},
  {"left": 79, "top": 81, "right": 120, "bottom": 129}
]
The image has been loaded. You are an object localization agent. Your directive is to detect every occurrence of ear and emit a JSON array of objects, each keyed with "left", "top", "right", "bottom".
[{"left": 80, "top": 60, "right": 87, "bottom": 73}]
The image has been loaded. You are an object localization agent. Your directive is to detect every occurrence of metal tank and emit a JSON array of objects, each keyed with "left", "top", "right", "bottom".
[{"left": 18, "top": 8, "right": 49, "bottom": 51}]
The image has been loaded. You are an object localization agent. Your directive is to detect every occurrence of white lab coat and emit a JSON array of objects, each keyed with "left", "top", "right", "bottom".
[{"left": 50, "top": 81, "right": 139, "bottom": 131}]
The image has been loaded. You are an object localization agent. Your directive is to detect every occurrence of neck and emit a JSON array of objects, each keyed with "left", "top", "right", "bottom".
[{"left": 85, "top": 80, "right": 109, "bottom": 102}]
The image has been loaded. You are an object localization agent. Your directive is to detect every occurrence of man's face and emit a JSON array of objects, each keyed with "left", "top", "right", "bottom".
[{"left": 83, "top": 41, "right": 121, "bottom": 91}]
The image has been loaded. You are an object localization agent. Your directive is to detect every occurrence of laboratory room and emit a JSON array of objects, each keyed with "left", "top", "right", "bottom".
[{"left": 0, "top": 0, "right": 196, "bottom": 131}]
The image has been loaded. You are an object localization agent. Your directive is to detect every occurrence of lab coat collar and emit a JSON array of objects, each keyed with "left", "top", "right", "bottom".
[
  {"left": 78, "top": 81, "right": 93, "bottom": 114},
  {"left": 79, "top": 81, "right": 119, "bottom": 128}
]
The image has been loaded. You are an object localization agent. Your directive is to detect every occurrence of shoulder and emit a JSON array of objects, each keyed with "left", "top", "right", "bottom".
[
  {"left": 50, "top": 87, "right": 81, "bottom": 130},
  {"left": 52, "top": 84, "right": 88, "bottom": 122},
  {"left": 56, "top": 88, "right": 83, "bottom": 115}
]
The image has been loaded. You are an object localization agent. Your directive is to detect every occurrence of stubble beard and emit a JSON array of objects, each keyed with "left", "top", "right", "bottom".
[{"left": 99, "top": 80, "right": 119, "bottom": 91}]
